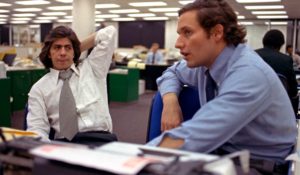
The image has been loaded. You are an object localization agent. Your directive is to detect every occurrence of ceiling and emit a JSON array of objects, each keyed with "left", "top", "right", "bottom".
[{"left": 0, "top": 0, "right": 300, "bottom": 25}]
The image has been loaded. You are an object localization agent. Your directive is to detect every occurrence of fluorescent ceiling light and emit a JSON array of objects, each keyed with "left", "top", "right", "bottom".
[
  {"left": 15, "top": 1, "right": 50, "bottom": 5},
  {"left": 95, "top": 18, "right": 105, "bottom": 22},
  {"left": 165, "top": 13, "right": 178, "bottom": 17},
  {"left": 257, "top": 15, "right": 288, "bottom": 19},
  {"left": 149, "top": 8, "right": 180, "bottom": 12},
  {"left": 29, "top": 25, "right": 40, "bottom": 28},
  {"left": 236, "top": 0, "right": 280, "bottom": 3},
  {"left": 0, "top": 3, "right": 11, "bottom": 7},
  {"left": 238, "top": 15, "right": 245, "bottom": 19},
  {"left": 109, "top": 9, "right": 140, "bottom": 14},
  {"left": 112, "top": 18, "right": 136, "bottom": 21},
  {"left": 265, "top": 21, "right": 288, "bottom": 25},
  {"left": 42, "top": 12, "right": 67, "bottom": 16},
  {"left": 179, "top": 1, "right": 194, "bottom": 5},
  {"left": 238, "top": 21, "right": 254, "bottom": 25},
  {"left": 95, "top": 11, "right": 101, "bottom": 14},
  {"left": 251, "top": 11, "right": 286, "bottom": 15},
  {"left": 0, "top": 21, "right": 5, "bottom": 24},
  {"left": 57, "top": 19, "right": 72, "bottom": 23},
  {"left": 13, "top": 13, "right": 36, "bottom": 17},
  {"left": 11, "top": 21, "right": 27, "bottom": 24},
  {"left": 55, "top": 0, "right": 72, "bottom": 3},
  {"left": 143, "top": 16, "right": 169, "bottom": 20},
  {"left": 14, "top": 8, "right": 42, "bottom": 12},
  {"left": 0, "top": 10, "right": 9, "bottom": 13},
  {"left": 64, "top": 16, "right": 72, "bottom": 19},
  {"left": 33, "top": 20, "right": 52, "bottom": 23},
  {"left": 96, "top": 14, "right": 120, "bottom": 18},
  {"left": 47, "top": 6, "right": 73, "bottom": 10},
  {"left": 129, "top": 2, "right": 167, "bottom": 7},
  {"left": 0, "top": 14, "right": 8, "bottom": 17},
  {"left": 0, "top": 18, "right": 7, "bottom": 21},
  {"left": 95, "top": 4, "right": 120, "bottom": 9},
  {"left": 11, "top": 17, "right": 31, "bottom": 20},
  {"left": 128, "top": 13, "right": 155, "bottom": 17},
  {"left": 245, "top": 5, "right": 284, "bottom": 10},
  {"left": 37, "top": 16, "right": 58, "bottom": 20}
]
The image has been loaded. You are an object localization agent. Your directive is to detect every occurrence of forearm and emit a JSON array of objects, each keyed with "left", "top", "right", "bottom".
[
  {"left": 80, "top": 32, "right": 97, "bottom": 52},
  {"left": 158, "top": 136, "right": 184, "bottom": 149}
]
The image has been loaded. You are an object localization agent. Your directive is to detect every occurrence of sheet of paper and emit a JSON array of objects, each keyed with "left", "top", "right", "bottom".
[{"left": 30, "top": 144, "right": 162, "bottom": 175}]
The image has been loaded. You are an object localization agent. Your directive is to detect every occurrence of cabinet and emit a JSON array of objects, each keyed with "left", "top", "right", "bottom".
[
  {"left": 6, "top": 69, "right": 48, "bottom": 111},
  {"left": 0, "top": 78, "right": 11, "bottom": 126},
  {"left": 108, "top": 68, "right": 139, "bottom": 102}
]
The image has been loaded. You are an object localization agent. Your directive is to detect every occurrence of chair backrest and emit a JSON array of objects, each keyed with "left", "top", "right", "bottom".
[
  {"left": 277, "top": 73, "right": 289, "bottom": 92},
  {"left": 146, "top": 86, "right": 200, "bottom": 142},
  {"left": 277, "top": 73, "right": 299, "bottom": 117},
  {"left": 2, "top": 53, "right": 16, "bottom": 66}
]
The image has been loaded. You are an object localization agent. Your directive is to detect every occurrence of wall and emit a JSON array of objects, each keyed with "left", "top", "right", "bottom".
[{"left": 164, "top": 20, "right": 288, "bottom": 53}]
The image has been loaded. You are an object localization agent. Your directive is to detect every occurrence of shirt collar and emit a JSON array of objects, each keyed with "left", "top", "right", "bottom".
[
  {"left": 49, "top": 63, "right": 79, "bottom": 84},
  {"left": 207, "top": 45, "right": 235, "bottom": 85}
]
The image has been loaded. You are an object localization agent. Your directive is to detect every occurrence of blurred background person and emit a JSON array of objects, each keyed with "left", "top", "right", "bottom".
[
  {"left": 145, "top": 42, "right": 164, "bottom": 64},
  {"left": 286, "top": 44, "right": 300, "bottom": 69}
]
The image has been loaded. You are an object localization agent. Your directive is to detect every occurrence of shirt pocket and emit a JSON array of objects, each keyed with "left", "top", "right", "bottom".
[{"left": 76, "top": 78, "right": 101, "bottom": 113}]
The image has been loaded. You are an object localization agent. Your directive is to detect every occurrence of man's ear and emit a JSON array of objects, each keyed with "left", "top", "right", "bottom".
[{"left": 211, "top": 24, "right": 224, "bottom": 41}]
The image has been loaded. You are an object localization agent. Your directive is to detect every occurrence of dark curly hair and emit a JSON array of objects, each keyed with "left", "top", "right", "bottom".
[
  {"left": 179, "top": 0, "right": 246, "bottom": 46},
  {"left": 39, "top": 26, "right": 81, "bottom": 69}
]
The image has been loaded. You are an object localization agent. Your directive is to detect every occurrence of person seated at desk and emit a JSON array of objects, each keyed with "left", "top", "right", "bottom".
[
  {"left": 256, "top": 30, "right": 299, "bottom": 117},
  {"left": 147, "top": 0, "right": 297, "bottom": 174},
  {"left": 26, "top": 25, "right": 117, "bottom": 146},
  {"left": 286, "top": 44, "right": 300, "bottom": 69},
  {"left": 146, "top": 43, "right": 164, "bottom": 64}
]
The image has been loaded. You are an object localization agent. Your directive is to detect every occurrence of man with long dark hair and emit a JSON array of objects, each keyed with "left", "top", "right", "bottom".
[
  {"left": 148, "top": 0, "right": 296, "bottom": 174},
  {"left": 27, "top": 25, "right": 117, "bottom": 145}
]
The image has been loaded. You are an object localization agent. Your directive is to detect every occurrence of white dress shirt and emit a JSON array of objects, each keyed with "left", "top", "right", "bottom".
[{"left": 27, "top": 26, "right": 116, "bottom": 141}]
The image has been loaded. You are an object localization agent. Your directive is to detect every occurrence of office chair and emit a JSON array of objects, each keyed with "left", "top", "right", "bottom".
[
  {"left": 2, "top": 54, "right": 16, "bottom": 66},
  {"left": 24, "top": 103, "right": 55, "bottom": 140},
  {"left": 277, "top": 73, "right": 299, "bottom": 118},
  {"left": 146, "top": 86, "right": 200, "bottom": 142}
]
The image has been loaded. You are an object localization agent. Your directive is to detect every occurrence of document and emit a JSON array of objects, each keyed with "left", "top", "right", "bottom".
[
  {"left": 0, "top": 127, "right": 37, "bottom": 142},
  {"left": 31, "top": 142, "right": 170, "bottom": 175}
]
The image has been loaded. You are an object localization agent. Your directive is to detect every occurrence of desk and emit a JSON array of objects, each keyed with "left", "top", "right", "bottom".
[
  {"left": 108, "top": 68, "right": 139, "bottom": 102},
  {"left": 0, "top": 138, "right": 238, "bottom": 175},
  {"left": 115, "top": 62, "right": 171, "bottom": 91},
  {"left": 6, "top": 68, "right": 47, "bottom": 111},
  {"left": 141, "top": 64, "right": 171, "bottom": 91},
  {"left": 30, "top": 142, "right": 234, "bottom": 175},
  {"left": 0, "top": 78, "right": 11, "bottom": 127}
]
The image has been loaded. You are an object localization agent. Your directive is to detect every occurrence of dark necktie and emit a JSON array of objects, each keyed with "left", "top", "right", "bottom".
[
  {"left": 205, "top": 70, "right": 217, "bottom": 102},
  {"left": 59, "top": 69, "right": 78, "bottom": 140},
  {"left": 151, "top": 52, "right": 156, "bottom": 64}
]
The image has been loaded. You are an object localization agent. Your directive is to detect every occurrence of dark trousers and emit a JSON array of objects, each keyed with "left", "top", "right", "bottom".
[
  {"left": 55, "top": 131, "right": 118, "bottom": 147},
  {"left": 212, "top": 149, "right": 289, "bottom": 175}
]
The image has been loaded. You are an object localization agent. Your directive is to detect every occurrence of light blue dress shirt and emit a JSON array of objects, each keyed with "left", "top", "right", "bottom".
[
  {"left": 146, "top": 51, "right": 164, "bottom": 64},
  {"left": 147, "top": 44, "right": 297, "bottom": 162}
]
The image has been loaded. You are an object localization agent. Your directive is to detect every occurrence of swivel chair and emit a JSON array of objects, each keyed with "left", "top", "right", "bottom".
[{"left": 146, "top": 86, "right": 200, "bottom": 142}]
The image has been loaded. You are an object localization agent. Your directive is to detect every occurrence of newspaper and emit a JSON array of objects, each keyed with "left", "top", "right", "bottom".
[{"left": 30, "top": 142, "right": 174, "bottom": 175}]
